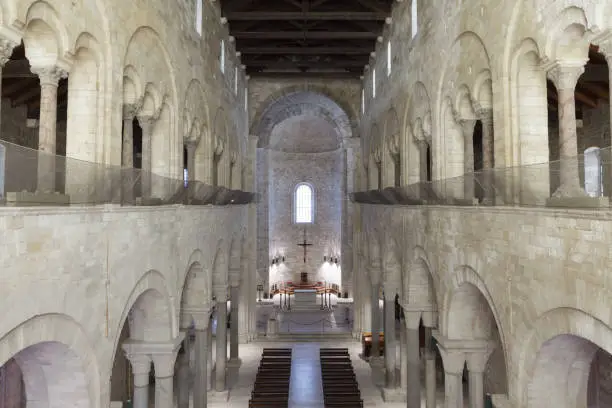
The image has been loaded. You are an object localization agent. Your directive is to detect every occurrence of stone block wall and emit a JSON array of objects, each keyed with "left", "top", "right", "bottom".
[{"left": 268, "top": 149, "right": 343, "bottom": 286}]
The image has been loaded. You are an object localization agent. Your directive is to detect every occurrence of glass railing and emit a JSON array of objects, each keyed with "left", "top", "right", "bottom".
[
  {"left": 0, "top": 140, "right": 255, "bottom": 206},
  {"left": 351, "top": 147, "right": 612, "bottom": 208}
]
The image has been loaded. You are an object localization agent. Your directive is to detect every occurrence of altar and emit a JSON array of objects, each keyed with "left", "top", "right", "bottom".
[{"left": 293, "top": 288, "right": 317, "bottom": 311}]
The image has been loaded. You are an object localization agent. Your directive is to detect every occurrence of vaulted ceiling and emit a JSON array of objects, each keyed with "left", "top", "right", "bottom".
[{"left": 221, "top": 0, "right": 394, "bottom": 78}]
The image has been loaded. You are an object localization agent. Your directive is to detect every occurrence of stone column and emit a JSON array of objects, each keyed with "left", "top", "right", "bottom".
[
  {"left": 186, "top": 141, "right": 197, "bottom": 183},
  {"left": 459, "top": 119, "right": 476, "bottom": 200},
  {"left": 215, "top": 298, "right": 228, "bottom": 391},
  {"left": 207, "top": 320, "right": 213, "bottom": 391},
  {"left": 370, "top": 282, "right": 381, "bottom": 361},
  {"left": 122, "top": 352, "right": 151, "bottom": 408},
  {"left": 229, "top": 284, "right": 241, "bottom": 365},
  {"left": 177, "top": 331, "right": 191, "bottom": 408},
  {"left": 547, "top": 63, "right": 586, "bottom": 197},
  {"left": 194, "top": 328, "right": 209, "bottom": 408},
  {"left": 418, "top": 140, "right": 428, "bottom": 182},
  {"left": 137, "top": 115, "right": 156, "bottom": 197},
  {"left": 151, "top": 337, "right": 183, "bottom": 408},
  {"left": 399, "top": 318, "right": 407, "bottom": 391},
  {"left": 601, "top": 48, "right": 612, "bottom": 197},
  {"left": 438, "top": 349, "right": 465, "bottom": 408},
  {"left": 0, "top": 40, "right": 17, "bottom": 136},
  {"left": 466, "top": 350, "right": 493, "bottom": 408},
  {"left": 404, "top": 311, "right": 421, "bottom": 408},
  {"left": 122, "top": 104, "right": 139, "bottom": 203},
  {"left": 383, "top": 293, "right": 396, "bottom": 388},
  {"left": 424, "top": 348, "right": 436, "bottom": 408},
  {"left": 32, "top": 65, "right": 67, "bottom": 193},
  {"left": 478, "top": 107, "right": 495, "bottom": 204}
]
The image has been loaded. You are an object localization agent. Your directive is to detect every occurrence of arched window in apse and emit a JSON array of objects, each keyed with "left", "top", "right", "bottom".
[
  {"left": 584, "top": 146, "right": 603, "bottom": 197},
  {"left": 295, "top": 183, "right": 314, "bottom": 223}
]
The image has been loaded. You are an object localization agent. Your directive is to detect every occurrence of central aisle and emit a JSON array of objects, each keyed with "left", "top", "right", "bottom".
[{"left": 288, "top": 344, "right": 325, "bottom": 408}]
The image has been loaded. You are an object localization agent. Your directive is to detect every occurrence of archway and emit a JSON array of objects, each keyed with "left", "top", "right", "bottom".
[
  {"left": 443, "top": 274, "right": 509, "bottom": 406},
  {"left": 253, "top": 90, "right": 352, "bottom": 294},
  {"left": 109, "top": 276, "right": 175, "bottom": 407},
  {"left": 527, "top": 334, "right": 612, "bottom": 408}
]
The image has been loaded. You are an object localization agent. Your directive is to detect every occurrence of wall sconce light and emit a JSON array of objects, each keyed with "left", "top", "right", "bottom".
[
  {"left": 323, "top": 256, "right": 328, "bottom": 262},
  {"left": 282, "top": 256, "right": 285, "bottom": 262},
  {"left": 271, "top": 256, "right": 285, "bottom": 266}
]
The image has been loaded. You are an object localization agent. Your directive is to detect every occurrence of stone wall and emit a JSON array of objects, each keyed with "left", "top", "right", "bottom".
[
  {"left": 268, "top": 149, "right": 343, "bottom": 286},
  {"left": 361, "top": 203, "right": 612, "bottom": 407},
  {"left": 0, "top": 204, "right": 244, "bottom": 407}
]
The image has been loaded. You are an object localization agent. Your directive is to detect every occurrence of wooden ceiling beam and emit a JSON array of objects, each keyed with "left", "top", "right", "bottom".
[
  {"left": 239, "top": 46, "right": 371, "bottom": 54},
  {"left": 243, "top": 59, "right": 368, "bottom": 68},
  {"left": 233, "top": 31, "right": 378, "bottom": 40},
  {"left": 225, "top": 11, "right": 387, "bottom": 20},
  {"left": 574, "top": 90, "right": 598, "bottom": 108},
  {"left": 578, "top": 81, "right": 609, "bottom": 100},
  {"left": 247, "top": 70, "right": 361, "bottom": 79}
]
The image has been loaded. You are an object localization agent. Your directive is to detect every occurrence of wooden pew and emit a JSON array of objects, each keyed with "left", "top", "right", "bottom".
[
  {"left": 249, "top": 349, "right": 291, "bottom": 408},
  {"left": 319, "top": 347, "right": 363, "bottom": 407}
]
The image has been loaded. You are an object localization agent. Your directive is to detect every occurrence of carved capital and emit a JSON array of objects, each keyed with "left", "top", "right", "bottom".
[
  {"left": 372, "top": 147, "right": 382, "bottom": 164},
  {"left": 386, "top": 134, "right": 399, "bottom": 156},
  {"left": 31, "top": 65, "right": 68, "bottom": 87},
  {"left": 230, "top": 151, "right": 239, "bottom": 165},
  {"left": 137, "top": 115, "right": 157, "bottom": 134},
  {"left": 215, "top": 137, "right": 225, "bottom": 156},
  {"left": 123, "top": 99, "right": 143, "bottom": 120},
  {"left": 458, "top": 119, "right": 477, "bottom": 138},
  {"left": 466, "top": 347, "right": 495, "bottom": 374},
  {"left": 121, "top": 347, "right": 152, "bottom": 376},
  {"left": 546, "top": 62, "right": 585, "bottom": 91},
  {"left": 0, "top": 39, "right": 17, "bottom": 66}
]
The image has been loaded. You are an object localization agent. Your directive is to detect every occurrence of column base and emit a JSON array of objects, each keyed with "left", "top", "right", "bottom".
[
  {"left": 381, "top": 387, "right": 406, "bottom": 402},
  {"left": 546, "top": 195, "right": 609, "bottom": 208},
  {"left": 209, "top": 390, "right": 229, "bottom": 403},
  {"left": 227, "top": 357, "right": 242, "bottom": 368}
]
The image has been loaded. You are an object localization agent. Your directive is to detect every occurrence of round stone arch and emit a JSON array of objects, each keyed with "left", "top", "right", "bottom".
[
  {"left": 0, "top": 313, "right": 101, "bottom": 408},
  {"left": 66, "top": 31, "right": 105, "bottom": 163},
  {"left": 543, "top": 5, "right": 602, "bottom": 63},
  {"left": 179, "top": 257, "right": 213, "bottom": 330},
  {"left": 403, "top": 246, "right": 439, "bottom": 311},
  {"left": 19, "top": 1, "right": 72, "bottom": 67},
  {"left": 124, "top": 26, "right": 179, "bottom": 132},
  {"left": 250, "top": 84, "right": 358, "bottom": 134},
  {"left": 253, "top": 91, "right": 352, "bottom": 149},
  {"left": 111, "top": 269, "right": 177, "bottom": 355},
  {"left": 441, "top": 265, "right": 509, "bottom": 395},
  {"left": 183, "top": 78, "right": 210, "bottom": 142},
  {"left": 517, "top": 307, "right": 612, "bottom": 408}
]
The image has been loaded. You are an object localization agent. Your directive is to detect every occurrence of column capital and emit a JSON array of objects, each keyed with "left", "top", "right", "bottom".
[
  {"left": 181, "top": 305, "right": 213, "bottom": 330},
  {"left": 458, "top": 118, "right": 477, "bottom": 137},
  {"left": 546, "top": 62, "right": 585, "bottom": 91},
  {"left": 136, "top": 114, "right": 158, "bottom": 133},
  {"left": 123, "top": 98, "right": 143, "bottom": 120},
  {"left": 229, "top": 270, "right": 241, "bottom": 287},
  {"left": 121, "top": 346, "right": 152, "bottom": 375},
  {"left": 0, "top": 39, "right": 17, "bottom": 66},
  {"left": 213, "top": 285, "right": 228, "bottom": 301},
  {"left": 466, "top": 346, "right": 496, "bottom": 373},
  {"left": 403, "top": 310, "right": 422, "bottom": 330},
  {"left": 150, "top": 335, "right": 184, "bottom": 378},
  {"left": 31, "top": 65, "right": 68, "bottom": 87}
]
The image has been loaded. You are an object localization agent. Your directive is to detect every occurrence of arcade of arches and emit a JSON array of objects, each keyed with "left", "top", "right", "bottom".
[{"left": 2, "top": 1, "right": 612, "bottom": 408}]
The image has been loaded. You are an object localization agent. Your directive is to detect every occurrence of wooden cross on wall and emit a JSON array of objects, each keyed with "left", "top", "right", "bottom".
[{"left": 296, "top": 227, "right": 313, "bottom": 263}]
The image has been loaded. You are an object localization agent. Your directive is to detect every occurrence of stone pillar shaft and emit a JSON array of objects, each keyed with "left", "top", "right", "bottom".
[
  {"left": 154, "top": 374, "right": 174, "bottom": 408},
  {"left": 207, "top": 322, "right": 213, "bottom": 391},
  {"left": 33, "top": 66, "right": 66, "bottom": 193},
  {"left": 122, "top": 118, "right": 134, "bottom": 168},
  {"left": 444, "top": 372, "right": 463, "bottom": 408},
  {"left": 548, "top": 63, "right": 585, "bottom": 197},
  {"left": 425, "top": 351, "right": 436, "bottom": 408},
  {"left": 194, "top": 329, "right": 208, "bottom": 408},
  {"left": 479, "top": 110, "right": 495, "bottom": 203},
  {"left": 215, "top": 300, "right": 228, "bottom": 391},
  {"left": 230, "top": 285, "right": 240, "bottom": 360},
  {"left": 383, "top": 297, "right": 396, "bottom": 388},
  {"left": 406, "top": 327, "right": 421, "bottom": 408},
  {"left": 370, "top": 283, "right": 380, "bottom": 358},
  {"left": 177, "top": 334, "right": 191, "bottom": 408},
  {"left": 419, "top": 141, "right": 428, "bottom": 182},
  {"left": 460, "top": 120, "right": 476, "bottom": 200},
  {"left": 186, "top": 142, "right": 196, "bottom": 182},
  {"left": 399, "top": 320, "right": 407, "bottom": 391},
  {"left": 138, "top": 116, "right": 155, "bottom": 197},
  {"left": 469, "top": 370, "right": 485, "bottom": 408}
]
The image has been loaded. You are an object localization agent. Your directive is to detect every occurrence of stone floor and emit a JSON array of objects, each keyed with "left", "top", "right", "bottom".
[{"left": 208, "top": 338, "right": 446, "bottom": 408}]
